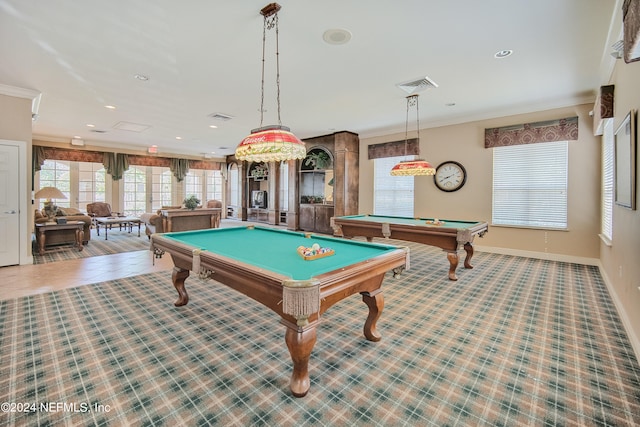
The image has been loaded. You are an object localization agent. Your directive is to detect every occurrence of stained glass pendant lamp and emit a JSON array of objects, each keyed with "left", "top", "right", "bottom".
[
  {"left": 390, "top": 94, "right": 436, "bottom": 176},
  {"left": 235, "top": 3, "right": 306, "bottom": 162}
]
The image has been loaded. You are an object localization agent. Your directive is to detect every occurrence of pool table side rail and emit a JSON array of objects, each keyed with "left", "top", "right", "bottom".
[{"left": 333, "top": 217, "right": 488, "bottom": 252}]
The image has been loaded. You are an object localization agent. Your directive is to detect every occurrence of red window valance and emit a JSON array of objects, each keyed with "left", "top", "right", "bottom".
[{"left": 484, "top": 116, "right": 579, "bottom": 148}]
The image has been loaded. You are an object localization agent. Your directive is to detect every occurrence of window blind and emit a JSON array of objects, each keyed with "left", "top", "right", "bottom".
[
  {"left": 602, "top": 120, "right": 614, "bottom": 240},
  {"left": 374, "top": 156, "right": 414, "bottom": 216},
  {"left": 492, "top": 141, "right": 568, "bottom": 229}
]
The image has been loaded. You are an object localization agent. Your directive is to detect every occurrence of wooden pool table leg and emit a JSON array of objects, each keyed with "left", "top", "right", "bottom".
[
  {"left": 463, "top": 242, "right": 474, "bottom": 269},
  {"left": 171, "top": 267, "right": 190, "bottom": 306},
  {"left": 361, "top": 291, "right": 384, "bottom": 342},
  {"left": 284, "top": 324, "right": 317, "bottom": 397},
  {"left": 446, "top": 252, "right": 459, "bottom": 281}
]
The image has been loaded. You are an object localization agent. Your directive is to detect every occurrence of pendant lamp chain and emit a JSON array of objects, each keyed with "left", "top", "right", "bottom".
[
  {"left": 260, "top": 11, "right": 281, "bottom": 127},
  {"left": 404, "top": 95, "right": 419, "bottom": 157},
  {"left": 390, "top": 93, "right": 436, "bottom": 176}
]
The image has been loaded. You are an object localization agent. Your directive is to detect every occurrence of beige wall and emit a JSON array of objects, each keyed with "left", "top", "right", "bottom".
[
  {"left": 359, "top": 103, "right": 601, "bottom": 261},
  {"left": 600, "top": 60, "right": 640, "bottom": 352},
  {"left": 0, "top": 93, "right": 34, "bottom": 260}
]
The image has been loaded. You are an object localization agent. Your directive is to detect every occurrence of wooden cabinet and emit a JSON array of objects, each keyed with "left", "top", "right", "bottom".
[
  {"left": 292, "top": 132, "right": 359, "bottom": 233},
  {"left": 231, "top": 131, "right": 359, "bottom": 232},
  {"left": 299, "top": 204, "right": 334, "bottom": 235}
]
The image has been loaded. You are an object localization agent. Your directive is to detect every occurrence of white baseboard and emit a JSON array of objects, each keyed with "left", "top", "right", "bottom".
[
  {"left": 474, "top": 245, "right": 599, "bottom": 266},
  {"left": 595, "top": 261, "right": 640, "bottom": 365}
]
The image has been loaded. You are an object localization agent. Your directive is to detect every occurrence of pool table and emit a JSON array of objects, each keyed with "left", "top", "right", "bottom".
[
  {"left": 150, "top": 225, "right": 408, "bottom": 397},
  {"left": 332, "top": 214, "right": 488, "bottom": 281}
]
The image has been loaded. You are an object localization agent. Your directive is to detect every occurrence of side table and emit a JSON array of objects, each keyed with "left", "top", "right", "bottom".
[{"left": 35, "top": 221, "right": 85, "bottom": 255}]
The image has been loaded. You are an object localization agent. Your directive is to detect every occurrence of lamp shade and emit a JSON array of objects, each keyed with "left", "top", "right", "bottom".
[
  {"left": 236, "top": 125, "right": 306, "bottom": 162},
  {"left": 390, "top": 159, "right": 436, "bottom": 176},
  {"left": 34, "top": 187, "right": 67, "bottom": 200}
]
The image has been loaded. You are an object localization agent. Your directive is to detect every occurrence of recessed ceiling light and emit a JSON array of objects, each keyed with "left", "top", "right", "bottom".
[
  {"left": 134, "top": 74, "right": 149, "bottom": 81},
  {"left": 323, "top": 28, "right": 352, "bottom": 45},
  {"left": 86, "top": 124, "right": 95, "bottom": 127},
  {"left": 494, "top": 49, "right": 513, "bottom": 59},
  {"left": 176, "top": 136, "right": 182, "bottom": 140},
  {"left": 209, "top": 125, "right": 218, "bottom": 129},
  {"left": 105, "top": 105, "right": 116, "bottom": 110}
]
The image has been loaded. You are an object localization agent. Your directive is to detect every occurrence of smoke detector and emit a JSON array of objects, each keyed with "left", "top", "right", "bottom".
[{"left": 396, "top": 76, "right": 438, "bottom": 94}]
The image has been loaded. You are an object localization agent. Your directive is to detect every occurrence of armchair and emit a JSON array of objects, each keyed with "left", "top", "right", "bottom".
[{"left": 86, "top": 202, "right": 120, "bottom": 228}]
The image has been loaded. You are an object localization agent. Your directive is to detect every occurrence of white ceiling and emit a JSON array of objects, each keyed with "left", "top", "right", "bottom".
[{"left": 0, "top": 0, "right": 622, "bottom": 158}]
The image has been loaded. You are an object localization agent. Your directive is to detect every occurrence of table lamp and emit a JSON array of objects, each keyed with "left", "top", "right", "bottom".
[{"left": 34, "top": 187, "right": 67, "bottom": 222}]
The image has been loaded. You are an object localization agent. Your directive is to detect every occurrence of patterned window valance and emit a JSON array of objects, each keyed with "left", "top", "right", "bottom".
[
  {"left": 170, "top": 158, "right": 190, "bottom": 182},
  {"left": 484, "top": 116, "right": 579, "bottom": 148},
  {"left": 32, "top": 146, "right": 222, "bottom": 170},
  {"left": 368, "top": 138, "right": 419, "bottom": 159},
  {"left": 103, "top": 153, "right": 129, "bottom": 181}
]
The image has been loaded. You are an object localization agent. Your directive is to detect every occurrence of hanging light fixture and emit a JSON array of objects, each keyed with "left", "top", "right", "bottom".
[
  {"left": 235, "top": 3, "right": 306, "bottom": 162},
  {"left": 390, "top": 94, "right": 436, "bottom": 176}
]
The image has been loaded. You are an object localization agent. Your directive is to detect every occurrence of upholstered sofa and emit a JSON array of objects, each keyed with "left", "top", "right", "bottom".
[
  {"left": 141, "top": 200, "right": 222, "bottom": 238},
  {"left": 34, "top": 207, "right": 92, "bottom": 246}
]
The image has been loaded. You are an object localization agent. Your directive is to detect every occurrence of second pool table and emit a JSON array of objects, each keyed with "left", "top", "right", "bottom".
[
  {"left": 332, "top": 214, "right": 488, "bottom": 281},
  {"left": 151, "top": 225, "right": 408, "bottom": 397}
]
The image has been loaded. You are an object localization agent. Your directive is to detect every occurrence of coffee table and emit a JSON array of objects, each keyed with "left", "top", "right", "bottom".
[
  {"left": 35, "top": 221, "right": 84, "bottom": 255},
  {"left": 95, "top": 216, "right": 142, "bottom": 240}
]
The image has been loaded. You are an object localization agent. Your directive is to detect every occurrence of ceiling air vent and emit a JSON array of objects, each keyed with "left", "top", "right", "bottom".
[
  {"left": 90, "top": 129, "right": 108, "bottom": 133},
  {"left": 209, "top": 112, "right": 234, "bottom": 121},
  {"left": 396, "top": 76, "right": 439, "bottom": 94}
]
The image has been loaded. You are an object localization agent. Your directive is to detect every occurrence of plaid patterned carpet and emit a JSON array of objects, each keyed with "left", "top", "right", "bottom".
[
  {"left": 3, "top": 241, "right": 639, "bottom": 426},
  {"left": 33, "top": 228, "right": 151, "bottom": 264}
]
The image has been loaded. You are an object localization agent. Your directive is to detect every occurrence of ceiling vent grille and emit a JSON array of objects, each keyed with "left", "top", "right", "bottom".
[
  {"left": 209, "top": 112, "right": 234, "bottom": 121},
  {"left": 396, "top": 76, "right": 439, "bottom": 94},
  {"left": 113, "top": 121, "right": 150, "bottom": 132}
]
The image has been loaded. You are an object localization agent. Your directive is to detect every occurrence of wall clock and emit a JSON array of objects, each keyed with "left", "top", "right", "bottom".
[{"left": 434, "top": 161, "right": 467, "bottom": 192}]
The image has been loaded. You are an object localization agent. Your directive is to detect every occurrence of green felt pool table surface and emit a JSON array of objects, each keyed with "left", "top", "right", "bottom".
[{"left": 162, "top": 225, "right": 400, "bottom": 280}]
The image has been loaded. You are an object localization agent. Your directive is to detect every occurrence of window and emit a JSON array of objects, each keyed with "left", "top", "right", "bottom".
[
  {"left": 279, "top": 161, "right": 289, "bottom": 211},
  {"left": 183, "top": 169, "right": 223, "bottom": 206},
  {"left": 37, "top": 160, "right": 71, "bottom": 209},
  {"left": 185, "top": 171, "right": 203, "bottom": 202},
  {"left": 78, "top": 162, "right": 106, "bottom": 211},
  {"left": 150, "top": 167, "right": 172, "bottom": 212},
  {"left": 228, "top": 163, "right": 239, "bottom": 207},
  {"left": 123, "top": 166, "right": 147, "bottom": 216},
  {"left": 205, "top": 170, "right": 223, "bottom": 202},
  {"left": 492, "top": 141, "right": 568, "bottom": 229},
  {"left": 601, "top": 120, "right": 614, "bottom": 242},
  {"left": 373, "top": 156, "right": 414, "bottom": 216}
]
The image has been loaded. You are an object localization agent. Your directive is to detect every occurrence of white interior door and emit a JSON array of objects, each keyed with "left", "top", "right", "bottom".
[{"left": 0, "top": 143, "right": 20, "bottom": 266}]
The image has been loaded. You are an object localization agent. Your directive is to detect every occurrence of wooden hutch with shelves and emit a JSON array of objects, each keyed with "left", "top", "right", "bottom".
[
  {"left": 229, "top": 131, "right": 359, "bottom": 232},
  {"left": 291, "top": 131, "right": 359, "bottom": 233}
]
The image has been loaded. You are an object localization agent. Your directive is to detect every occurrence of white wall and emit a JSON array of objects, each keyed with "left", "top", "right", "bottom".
[
  {"left": 599, "top": 59, "right": 640, "bottom": 354},
  {"left": 359, "top": 103, "right": 601, "bottom": 261}
]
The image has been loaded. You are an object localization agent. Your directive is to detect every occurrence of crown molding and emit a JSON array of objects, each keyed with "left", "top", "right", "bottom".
[{"left": 0, "top": 83, "right": 42, "bottom": 115}]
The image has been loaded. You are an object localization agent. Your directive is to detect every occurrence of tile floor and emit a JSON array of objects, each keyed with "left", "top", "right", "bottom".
[{"left": 0, "top": 249, "right": 174, "bottom": 301}]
